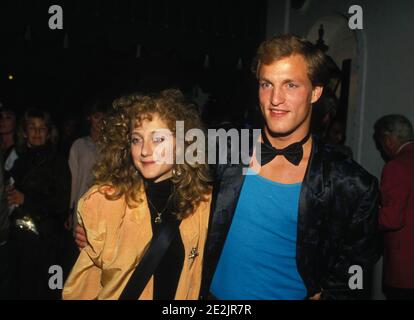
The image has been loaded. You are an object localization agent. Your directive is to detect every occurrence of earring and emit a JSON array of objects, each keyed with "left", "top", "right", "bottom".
[{"left": 172, "top": 167, "right": 182, "bottom": 178}]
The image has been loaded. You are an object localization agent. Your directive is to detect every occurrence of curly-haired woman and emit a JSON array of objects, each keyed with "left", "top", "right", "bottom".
[{"left": 63, "top": 90, "right": 212, "bottom": 300}]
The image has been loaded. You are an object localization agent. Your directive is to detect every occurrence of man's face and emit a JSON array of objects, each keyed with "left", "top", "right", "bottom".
[
  {"left": 89, "top": 112, "right": 104, "bottom": 131},
  {"left": 258, "top": 54, "right": 323, "bottom": 138},
  {"left": 379, "top": 135, "right": 398, "bottom": 159}
]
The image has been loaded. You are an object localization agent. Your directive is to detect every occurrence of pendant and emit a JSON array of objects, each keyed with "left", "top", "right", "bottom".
[{"left": 155, "top": 212, "right": 162, "bottom": 224}]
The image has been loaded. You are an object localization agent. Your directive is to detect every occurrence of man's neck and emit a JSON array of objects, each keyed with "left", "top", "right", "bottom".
[
  {"left": 264, "top": 127, "right": 310, "bottom": 149},
  {"left": 255, "top": 127, "right": 313, "bottom": 184},
  {"left": 90, "top": 128, "right": 99, "bottom": 142}
]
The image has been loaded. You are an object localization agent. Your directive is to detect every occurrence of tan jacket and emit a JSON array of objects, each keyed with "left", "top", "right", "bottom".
[{"left": 62, "top": 186, "right": 211, "bottom": 300}]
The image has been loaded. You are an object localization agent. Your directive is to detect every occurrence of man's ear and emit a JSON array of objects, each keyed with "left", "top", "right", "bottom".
[{"left": 311, "top": 86, "right": 324, "bottom": 104}]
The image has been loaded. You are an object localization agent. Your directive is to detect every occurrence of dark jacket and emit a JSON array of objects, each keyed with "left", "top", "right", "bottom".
[
  {"left": 10, "top": 144, "right": 71, "bottom": 228},
  {"left": 201, "top": 137, "right": 380, "bottom": 300},
  {"left": 0, "top": 151, "right": 9, "bottom": 244}
]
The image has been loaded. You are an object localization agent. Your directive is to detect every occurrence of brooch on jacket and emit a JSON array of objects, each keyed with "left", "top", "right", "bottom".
[{"left": 189, "top": 247, "right": 199, "bottom": 260}]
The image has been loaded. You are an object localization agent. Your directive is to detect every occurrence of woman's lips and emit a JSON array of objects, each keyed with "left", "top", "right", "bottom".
[{"left": 141, "top": 161, "right": 156, "bottom": 166}]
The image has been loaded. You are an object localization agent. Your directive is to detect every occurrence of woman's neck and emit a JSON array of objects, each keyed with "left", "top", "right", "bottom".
[{"left": 154, "top": 170, "right": 173, "bottom": 183}]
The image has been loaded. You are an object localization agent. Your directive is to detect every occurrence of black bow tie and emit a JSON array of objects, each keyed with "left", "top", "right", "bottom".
[{"left": 258, "top": 132, "right": 311, "bottom": 166}]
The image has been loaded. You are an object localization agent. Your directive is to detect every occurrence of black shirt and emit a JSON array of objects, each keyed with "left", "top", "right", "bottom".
[{"left": 145, "top": 178, "right": 184, "bottom": 300}]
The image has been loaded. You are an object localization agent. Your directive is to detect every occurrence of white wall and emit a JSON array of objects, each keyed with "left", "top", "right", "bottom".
[
  {"left": 267, "top": 0, "right": 414, "bottom": 176},
  {"left": 266, "top": 0, "right": 414, "bottom": 299}
]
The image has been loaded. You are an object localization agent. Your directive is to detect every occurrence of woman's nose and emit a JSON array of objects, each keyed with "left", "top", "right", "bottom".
[{"left": 141, "top": 140, "right": 152, "bottom": 157}]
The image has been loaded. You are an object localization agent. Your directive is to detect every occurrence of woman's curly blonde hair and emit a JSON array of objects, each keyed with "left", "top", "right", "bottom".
[{"left": 93, "top": 89, "right": 212, "bottom": 220}]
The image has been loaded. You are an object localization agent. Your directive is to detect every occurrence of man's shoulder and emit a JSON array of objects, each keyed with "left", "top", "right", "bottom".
[
  {"left": 71, "top": 136, "right": 92, "bottom": 148},
  {"left": 70, "top": 136, "right": 97, "bottom": 157},
  {"left": 320, "top": 144, "right": 377, "bottom": 186},
  {"left": 383, "top": 150, "right": 414, "bottom": 177}
]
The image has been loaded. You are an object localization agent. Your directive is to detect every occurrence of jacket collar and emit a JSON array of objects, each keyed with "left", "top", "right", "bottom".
[{"left": 397, "top": 141, "right": 414, "bottom": 155}]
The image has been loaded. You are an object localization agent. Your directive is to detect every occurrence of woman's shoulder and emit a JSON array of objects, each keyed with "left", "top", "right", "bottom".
[
  {"left": 191, "top": 187, "right": 213, "bottom": 218},
  {"left": 80, "top": 185, "right": 112, "bottom": 202},
  {"left": 78, "top": 185, "right": 126, "bottom": 227}
]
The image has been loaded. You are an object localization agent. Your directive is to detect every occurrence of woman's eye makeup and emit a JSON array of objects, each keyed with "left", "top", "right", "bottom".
[
  {"left": 131, "top": 130, "right": 172, "bottom": 145},
  {"left": 153, "top": 135, "right": 166, "bottom": 143},
  {"left": 131, "top": 136, "right": 143, "bottom": 144}
]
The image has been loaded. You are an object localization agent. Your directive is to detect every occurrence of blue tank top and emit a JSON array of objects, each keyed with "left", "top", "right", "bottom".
[{"left": 210, "top": 170, "right": 307, "bottom": 300}]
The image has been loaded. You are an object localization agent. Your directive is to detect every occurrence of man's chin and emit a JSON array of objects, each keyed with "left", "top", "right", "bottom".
[{"left": 265, "top": 125, "right": 296, "bottom": 138}]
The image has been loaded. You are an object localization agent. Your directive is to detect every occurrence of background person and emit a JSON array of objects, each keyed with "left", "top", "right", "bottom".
[
  {"left": 8, "top": 108, "right": 71, "bottom": 299},
  {"left": 374, "top": 114, "right": 414, "bottom": 300}
]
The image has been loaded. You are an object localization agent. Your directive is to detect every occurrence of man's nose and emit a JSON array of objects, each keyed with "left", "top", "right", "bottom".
[{"left": 271, "top": 87, "right": 285, "bottom": 106}]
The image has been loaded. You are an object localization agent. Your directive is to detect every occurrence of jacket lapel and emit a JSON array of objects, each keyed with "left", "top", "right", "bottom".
[
  {"left": 296, "top": 138, "right": 331, "bottom": 297},
  {"left": 202, "top": 162, "right": 247, "bottom": 294}
]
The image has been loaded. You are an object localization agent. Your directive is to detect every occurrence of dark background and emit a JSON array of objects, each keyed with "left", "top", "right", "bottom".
[{"left": 0, "top": 0, "right": 267, "bottom": 125}]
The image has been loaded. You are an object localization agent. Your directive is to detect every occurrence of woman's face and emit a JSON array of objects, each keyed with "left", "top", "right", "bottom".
[
  {"left": 25, "top": 117, "right": 49, "bottom": 147},
  {"left": 130, "top": 113, "right": 176, "bottom": 183},
  {"left": 0, "top": 111, "right": 16, "bottom": 135}
]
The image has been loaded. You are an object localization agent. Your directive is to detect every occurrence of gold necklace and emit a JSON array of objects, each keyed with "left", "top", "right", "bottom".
[{"left": 146, "top": 193, "right": 175, "bottom": 224}]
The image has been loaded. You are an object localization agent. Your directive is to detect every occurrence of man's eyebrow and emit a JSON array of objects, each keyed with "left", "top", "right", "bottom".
[
  {"left": 282, "top": 78, "right": 297, "bottom": 84},
  {"left": 258, "top": 77, "right": 272, "bottom": 83}
]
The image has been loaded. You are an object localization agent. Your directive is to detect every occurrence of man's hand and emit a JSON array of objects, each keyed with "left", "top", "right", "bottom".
[
  {"left": 7, "top": 188, "right": 25, "bottom": 206},
  {"left": 75, "top": 224, "right": 88, "bottom": 250},
  {"left": 309, "top": 292, "right": 322, "bottom": 300}
]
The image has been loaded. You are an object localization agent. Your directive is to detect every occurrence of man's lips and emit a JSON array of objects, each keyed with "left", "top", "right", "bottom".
[{"left": 269, "top": 109, "right": 290, "bottom": 116}]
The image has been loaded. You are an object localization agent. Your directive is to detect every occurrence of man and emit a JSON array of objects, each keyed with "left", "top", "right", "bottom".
[
  {"left": 200, "top": 34, "right": 379, "bottom": 300},
  {"left": 374, "top": 115, "right": 414, "bottom": 300}
]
